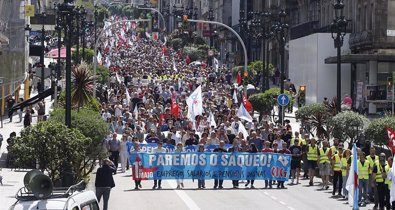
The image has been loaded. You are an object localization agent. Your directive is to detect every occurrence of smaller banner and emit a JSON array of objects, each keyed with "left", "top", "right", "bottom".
[
  {"left": 129, "top": 152, "right": 291, "bottom": 181},
  {"left": 129, "top": 143, "right": 233, "bottom": 153}
]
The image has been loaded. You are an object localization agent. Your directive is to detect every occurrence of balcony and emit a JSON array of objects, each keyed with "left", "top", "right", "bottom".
[{"left": 349, "top": 30, "right": 373, "bottom": 51}]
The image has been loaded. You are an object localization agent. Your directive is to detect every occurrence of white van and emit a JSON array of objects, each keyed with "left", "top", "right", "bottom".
[
  {"left": 9, "top": 190, "right": 99, "bottom": 210},
  {"left": 9, "top": 170, "right": 100, "bottom": 210}
]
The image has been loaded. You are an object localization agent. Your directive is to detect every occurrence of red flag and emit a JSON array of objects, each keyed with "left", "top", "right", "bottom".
[
  {"left": 171, "top": 100, "right": 180, "bottom": 118},
  {"left": 186, "top": 55, "right": 191, "bottom": 65},
  {"left": 237, "top": 72, "right": 242, "bottom": 85},
  {"left": 242, "top": 94, "right": 253, "bottom": 112},
  {"left": 387, "top": 128, "right": 395, "bottom": 153}
]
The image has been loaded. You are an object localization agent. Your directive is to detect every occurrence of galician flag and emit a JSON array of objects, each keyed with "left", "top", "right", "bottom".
[
  {"left": 237, "top": 103, "right": 253, "bottom": 122},
  {"left": 346, "top": 143, "right": 359, "bottom": 209},
  {"left": 186, "top": 85, "right": 203, "bottom": 121},
  {"left": 238, "top": 122, "right": 249, "bottom": 138}
]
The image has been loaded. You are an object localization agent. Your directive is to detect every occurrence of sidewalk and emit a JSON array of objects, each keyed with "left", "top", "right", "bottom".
[{"left": 0, "top": 84, "right": 54, "bottom": 208}]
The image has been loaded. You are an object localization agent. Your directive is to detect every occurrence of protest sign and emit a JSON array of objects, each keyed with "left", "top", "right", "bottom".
[{"left": 129, "top": 152, "right": 291, "bottom": 181}]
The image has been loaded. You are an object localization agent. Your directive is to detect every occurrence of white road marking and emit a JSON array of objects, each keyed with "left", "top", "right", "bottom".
[
  {"left": 279, "top": 201, "right": 286, "bottom": 205},
  {"left": 166, "top": 180, "right": 201, "bottom": 210},
  {"left": 270, "top": 196, "right": 277, "bottom": 200},
  {"left": 287, "top": 206, "right": 297, "bottom": 210}
]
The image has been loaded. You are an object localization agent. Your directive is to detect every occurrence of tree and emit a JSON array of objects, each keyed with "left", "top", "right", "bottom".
[
  {"left": 96, "top": 5, "right": 109, "bottom": 26},
  {"left": 95, "top": 64, "right": 110, "bottom": 85},
  {"left": 365, "top": 117, "right": 395, "bottom": 146},
  {"left": 295, "top": 103, "right": 332, "bottom": 139},
  {"left": 72, "top": 62, "right": 94, "bottom": 110},
  {"left": 171, "top": 38, "right": 183, "bottom": 51},
  {"left": 249, "top": 88, "right": 294, "bottom": 121},
  {"left": 329, "top": 111, "right": 370, "bottom": 148},
  {"left": 49, "top": 108, "right": 109, "bottom": 182},
  {"left": 9, "top": 122, "right": 91, "bottom": 184},
  {"left": 72, "top": 48, "right": 94, "bottom": 64}
]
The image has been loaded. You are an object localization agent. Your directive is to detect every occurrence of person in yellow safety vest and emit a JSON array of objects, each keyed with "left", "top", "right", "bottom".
[
  {"left": 372, "top": 153, "right": 389, "bottom": 210},
  {"left": 290, "top": 131, "right": 306, "bottom": 146},
  {"left": 318, "top": 140, "right": 331, "bottom": 190},
  {"left": 386, "top": 156, "right": 394, "bottom": 209},
  {"left": 341, "top": 149, "right": 351, "bottom": 199},
  {"left": 384, "top": 156, "right": 392, "bottom": 210},
  {"left": 358, "top": 152, "right": 369, "bottom": 206},
  {"left": 306, "top": 138, "right": 318, "bottom": 186},
  {"left": 329, "top": 138, "right": 339, "bottom": 156},
  {"left": 331, "top": 143, "right": 343, "bottom": 197},
  {"left": 367, "top": 147, "right": 379, "bottom": 206}
]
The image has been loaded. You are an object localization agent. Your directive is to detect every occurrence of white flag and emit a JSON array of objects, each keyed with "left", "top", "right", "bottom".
[
  {"left": 133, "top": 105, "right": 138, "bottom": 120},
  {"left": 209, "top": 112, "right": 217, "bottom": 128},
  {"left": 145, "top": 32, "right": 151, "bottom": 39},
  {"left": 237, "top": 103, "right": 253, "bottom": 122},
  {"left": 125, "top": 86, "right": 131, "bottom": 107},
  {"left": 186, "top": 85, "right": 203, "bottom": 121},
  {"left": 233, "top": 90, "right": 238, "bottom": 104},
  {"left": 214, "top": 57, "right": 219, "bottom": 71},
  {"left": 238, "top": 122, "right": 249, "bottom": 138},
  {"left": 390, "top": 155, "right": 395, "bottom": 202},
  {"left": 97, "top": 51, "right": 103, "bottom": 65},
  {"left": 115, "top": 72, "right": 122, "bottom": 84}
]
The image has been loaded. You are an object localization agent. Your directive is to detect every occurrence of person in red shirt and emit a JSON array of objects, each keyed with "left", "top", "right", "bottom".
[
  {"left": 277, "top": 142, "right": 291, "bottom": 188},
  {"left": 261, "top": 141, "right": 273, "bottom": 188}
]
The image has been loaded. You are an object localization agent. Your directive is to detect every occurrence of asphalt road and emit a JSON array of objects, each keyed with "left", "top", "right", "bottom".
[{"left": 103, "top": 169, "right": 373, "bottom": 210}]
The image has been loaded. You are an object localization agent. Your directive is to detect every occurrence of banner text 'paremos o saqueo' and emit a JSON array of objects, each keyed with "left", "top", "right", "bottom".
[
  {"left": 129, "top": 152, "right": 291, "bottom": 181},
  {"left": 129, "top": 143, "right": 233, "bottom": 153}
]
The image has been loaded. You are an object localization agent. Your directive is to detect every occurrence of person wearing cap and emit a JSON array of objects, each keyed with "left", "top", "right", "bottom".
[
  {"left": 289, "top": 138, "right": 302, "bottom": 185},
  {"left": 152, "top": 142, "right": 166, "bottom": 189},
  {"left": 95, "top": 158, "right": 116, "bottom": 210}
]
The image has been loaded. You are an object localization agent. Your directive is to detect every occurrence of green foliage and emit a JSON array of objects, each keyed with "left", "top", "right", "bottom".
[
  {"left": 365, "top": 117, "right": 395, "bottom": 146},
  {"left": 95, "top": 64, "right": 110, "bottom": 85},
  {"left": 249, "top": 88, "right": 294, "bottom": 114},
  {"left": 171, "top": 38, "right": 183, "bottom": 51},
  {"left": 296, "top": 103, "right": 332, "bottom": 139},
  {"left": 72, "top": 48, "right": 94, "bottom": 64},
  {"left": 121, "top": 5, "right": 136, "bottom": 18},
  {"left": 56, "top": 91, "right": 100, "bottom": 112},
  {"left": 9, "top": 122, "right": 91, "bottom": 183},
  {"left": 329, "top": 111, "right": 369, "bottom": 147},
  {"left": 96, "top": 6, "right": 109, "bottom": 25},
  {"left": 136, "top": 27, "right": 145, "bottom": 34},
  {"left": 49, "top": 108, "right": 109, "bottom": 181},
  {"left": 194, "top": 37, "right": 207, "bottom": 45},
  {"left": 72, "top": 62, "right": 94, "bottom": 110},
  {"left": 183, "top": 47, "right": 206, "bottom": 62}
]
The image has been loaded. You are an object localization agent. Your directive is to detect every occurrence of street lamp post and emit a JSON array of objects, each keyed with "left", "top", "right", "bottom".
[
  {"left": 75, "top": 7, "right": 81, "bottom": 64},
  {"left": 40, "top": 12, "right": 46, "bottom": 93},
  {"left": 272, "top": 9, "right": 288, "bottom": 125},
  {"left": 330, "top": 0, "right": 348, "bottom": 113},
  {"left": 94, "top": 5, "right": 98, "bottom": 45},
  {"left": 81, "top": 8, "right": 87, "bottom": 62},
  {"left": 208, "top": 9, "right": 214, "bottom": 67}
]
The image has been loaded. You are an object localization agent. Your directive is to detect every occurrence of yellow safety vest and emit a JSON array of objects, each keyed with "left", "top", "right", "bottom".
[
  {"left": 333, "top": 155, "right": 341, "bottom": 171},
  {"left": 358, "top": 160, "right": 369, "bottom": 180},
  {"left": 367, "top": 155, "right": 379, "bottom": 174},
  {"left": 385, "top": 165, "right": 391, "bottom": 187},
  {"left": 290, "top": 137, "right": 306, "bottom": 146},
  {"left": 341, "top": 157, "right": 348, "bottom": 176},
  {"left": 330, "top": 146, "right": 338, "bottom": 155},
  {"left": 319, "top": 148, "right": 330, "bottom": 164},
  {"left": 307, "top": 145, "right": 318, "bottom": 161},
  {"left": 375, "top": 164, "right": 384, "bottom": 183}
]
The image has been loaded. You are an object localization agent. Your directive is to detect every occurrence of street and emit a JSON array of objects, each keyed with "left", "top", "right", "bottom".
[{"left": 101, "top": 170, "right": 366, "bottom": 210}]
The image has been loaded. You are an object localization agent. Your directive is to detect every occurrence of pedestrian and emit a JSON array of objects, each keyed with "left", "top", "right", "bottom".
[
  {"left": 107, "top": 133, "right": 121, "bottom": 174},
  {"left": 213, "top": 141, "right": 227, "bottom": 189},
  {"left": 152, "top": 141, "right": 165, "bottom": 189},
  {"left": 289, "top": 138, "right": 302, "bottom": 185},
  {"left": 17, "top": 98, "right": 23, "bottom": 122},
  {"left": 119, "top": 134, "right": 129, "bottom": 173},
  {"left": 278, "top": 142, "right": 290, "bottom": 188},
  {"left": 175, "top": 142, "right": 184, "bottom": 189},
  {"left": 261, "top": 141, "right": 274, "bottom": 188},
  {"left": 244, "top": 143, "right": 259, "bottom": 189},
  {"left": 197, "top": 144, "right": 206, "bottom": 189},
  {"left": 95, "top": 158, "right": 116, "bottom": 210},
  {"left": 0, "top": 133, "right": 3, "bottom": 149},
  {"left": 372, "top": 153, "right": 390, "bottom": 210},
  {"left": 23, "top": 109, "right": 32, "bottom": 128},
  {"left": 132, "top": 143, "right": 142, "bottom": 190},
  {"left": 341, "top": 149, "right": 351, "bottom": 199},
  {"left": 331, "top": 143, "right": 343, "bottom": 197},
  {"left": 306, "top": 138, "right": 318, "bottom": 186},
  {"left": 358, "top": 152, "right": 369, "bottom": 206},
  {"left": 6, "top": 96, "right": 15, "bottom": 122},
  {"left": 228, "top": 139, "right": 241, "bottom": 188},
  {"left": 318, "top": 140, "right": 331, "bottom": 190}
]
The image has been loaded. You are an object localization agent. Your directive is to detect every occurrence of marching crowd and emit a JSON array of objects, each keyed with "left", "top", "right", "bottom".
[{"left": 89, "top": 16, "right": 395, "bottom": 210}]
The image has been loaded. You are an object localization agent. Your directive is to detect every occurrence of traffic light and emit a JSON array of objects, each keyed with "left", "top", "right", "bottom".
[{"left": 298, "top": 85, "right": 306, "bottom": 107}]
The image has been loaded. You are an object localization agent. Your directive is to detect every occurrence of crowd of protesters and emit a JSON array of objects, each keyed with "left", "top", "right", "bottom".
[{"left": 90, "top": 16, "right": 395, "bottom": 210}]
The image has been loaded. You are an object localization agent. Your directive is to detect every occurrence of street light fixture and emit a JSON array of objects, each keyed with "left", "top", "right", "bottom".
[
  {"left": 330, "top": 0, "right": 348, "bottom": 112},
  {"left": 272, "top": 9, "right": 288, "bottom": 125}
]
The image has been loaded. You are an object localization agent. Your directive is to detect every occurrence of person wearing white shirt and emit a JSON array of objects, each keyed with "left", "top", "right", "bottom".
[
  {"left": 119, "top": 134, "right": 130, "bottom": 173},
  {"left": 152, "top": 142, "right": 166, "bottom": 189}
]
